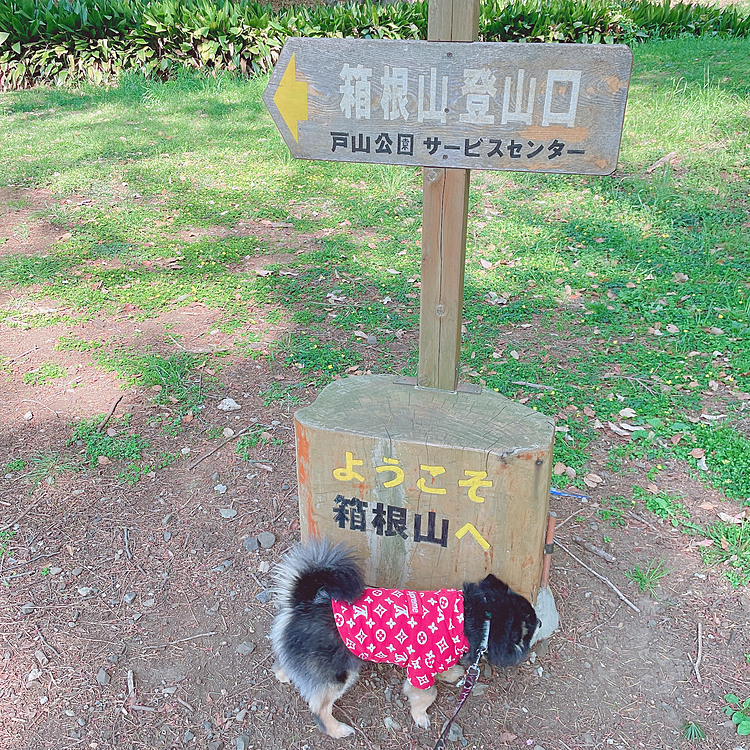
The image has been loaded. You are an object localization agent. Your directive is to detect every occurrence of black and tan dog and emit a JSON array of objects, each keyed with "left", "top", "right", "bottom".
[{"left": 271, "top": 539, "right": 539, "bottom": 738}]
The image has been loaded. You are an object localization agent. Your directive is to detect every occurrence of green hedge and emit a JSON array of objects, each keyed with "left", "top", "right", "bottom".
[{"left": 1, "top": 0, "right": 749, "bottom": 90}]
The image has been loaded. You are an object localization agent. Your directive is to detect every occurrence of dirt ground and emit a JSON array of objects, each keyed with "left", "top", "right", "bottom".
[{"left": 1, "top": 189, "right": 749, "bottom": 750}]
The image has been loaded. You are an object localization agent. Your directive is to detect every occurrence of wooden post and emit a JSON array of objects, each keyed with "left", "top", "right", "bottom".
[{"left": 417, "top": 0, "right": 480, "bottom": 391}]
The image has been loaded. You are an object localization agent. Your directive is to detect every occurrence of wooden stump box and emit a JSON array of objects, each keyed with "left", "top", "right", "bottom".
[{"left": 295, "top": 375, "right": 554, "bottom": 603}]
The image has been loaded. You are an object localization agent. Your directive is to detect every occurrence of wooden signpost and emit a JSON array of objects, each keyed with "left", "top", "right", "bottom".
[{"left": 264, "top": 0, "right": 632, "bottom": 602}]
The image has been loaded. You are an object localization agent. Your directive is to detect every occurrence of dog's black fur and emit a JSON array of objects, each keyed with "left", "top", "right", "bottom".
[{"left": 271, "top": 540, "right": 540, "bottom": 738}]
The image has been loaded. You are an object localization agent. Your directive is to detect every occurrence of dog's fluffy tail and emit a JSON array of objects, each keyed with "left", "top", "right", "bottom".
[{"left": 274, "top": 539, "right": 365, "bottom": 608}]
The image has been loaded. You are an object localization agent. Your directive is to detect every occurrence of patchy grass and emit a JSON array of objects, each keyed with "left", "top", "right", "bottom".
[
  {"left": 0, "top": 36, "right": 749, "bottom": 586},
  {"left": 23, "top": 362, "right": 66, "bottom": 386},
  {"left": 624, "top": 558, "right": 671, "bottom": 597}
]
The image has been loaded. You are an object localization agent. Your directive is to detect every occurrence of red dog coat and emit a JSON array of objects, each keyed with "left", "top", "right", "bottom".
[{"left": 332, "top": 587, "right": 469, "bottom": 688}]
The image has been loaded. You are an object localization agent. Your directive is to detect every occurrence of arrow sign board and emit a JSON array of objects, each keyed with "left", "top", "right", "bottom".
[{"left": 264, "top": 38, "right": 632, "bottom": 176}]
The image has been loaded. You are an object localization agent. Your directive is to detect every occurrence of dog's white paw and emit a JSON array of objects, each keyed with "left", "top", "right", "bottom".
[
  {"left": 411, "top": 711, "right": 431, "bottom": 730},
  {"left": 328, "top": 722, "right": 355, "bottom": 738},
  {"left": 272, "top": 662, "right": 291, "bottom": 684}
]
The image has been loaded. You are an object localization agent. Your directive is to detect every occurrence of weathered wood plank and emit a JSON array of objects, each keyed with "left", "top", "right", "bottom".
[
  {"left": 427, "top": 0, "right": 479, "bottom": 42},
  {"left": 295, "top": 375, "right": 555, "bottom": 602},
  {"left": 416, "top": 0, "right": 478, "bottom": 391},
  {"left": 418, "top": 167, "right": 470, "bottom": 390},
  {"left": 263, "top": 38, "right": 633, "bottom": 175}
]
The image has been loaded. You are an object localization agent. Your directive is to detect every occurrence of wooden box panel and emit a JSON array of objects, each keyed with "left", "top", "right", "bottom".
[{"left": 295, "top": 375, "right": 554, "bottom": 603}]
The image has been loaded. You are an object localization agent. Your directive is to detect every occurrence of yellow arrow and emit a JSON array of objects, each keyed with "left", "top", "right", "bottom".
[
  {"left": 455, "top": 523, "right": 491, "bottom": 551},
  {"left": 273, "top": 53, "right": 308, "bottom": 143}
]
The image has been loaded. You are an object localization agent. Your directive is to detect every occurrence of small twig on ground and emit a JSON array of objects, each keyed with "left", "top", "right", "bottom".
[
  {"left": 140, "top": 631, "right": 217, "bottom": 651},
  {"left": 97, "top": 395, "right": 124, "bottom": 432},
  {"left": 36, "top": 627, "right": 61, "bottom": 659},
  {"left": 628, "top": 510, "right": 660, "bottom": 532},
  {"left": 1, "top": 498, "right": 45, "bottom": 531},
  {"left": 555, "top": 508, "right": 588, "bottom": 531},
  {"left": 557, "top": 540, "right": 640, "bottom": 614},
  {"left": 20, "top": 399, "right": 61, "bottom": 417},
  {"left": 166, "top": 334, "right": 188, "bottom": 351},
  {"left": 187, "top": 425, "right": 255, "bottom": 470},
  {"left": 177, "top": 698, "right": 195, "bottom": 713},
  {"left": 571, "top": 534, "right": 617, "bottom": 564},
  {"left": 600, "top": 374, "right": 657, "bottom": 395},
  {"left": 511, "top": 380, "right": 555, "bottom": 391},
  {"left": 690, "top": 622, "right": 703, "bottom": 684},
  {"left": 9, "top": 347, "right": 35, "bottom": 363}
]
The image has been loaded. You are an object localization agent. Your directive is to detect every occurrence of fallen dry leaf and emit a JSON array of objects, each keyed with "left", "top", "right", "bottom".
[
  {"left": 583, "top": 405, "right": 596, "bottom": 418},
  {"left": 646, "top": 151, "right": 680, "bottom": 173},
  {"left": 479, "top": 258, "right": 493, "bottom": 270},
  {"left": 619, "top": 407, "right": 637, "bottom": 418},
  {"left": 689, "top": 448, "right": 705, "bottom": 459},
  {"left": 694, "top": 539, "right": 714, "bottom": 547},
  {"left": 670, "top": 433, "right": 683, "bottom": 445},
  {"left": 553, "top": 462, "right": 566, "bottom": 475},
  {"left": 646, "top": 483, "right": 659, "bottom": 494},
  {"left": 666, "top": 324, "right": 679, "bottom": 333},
  {"left": 497, "top": 731, "right": 518, "bottom": 743},
  {"left": 583, "top": 473, "right": 604, "bottom": 488},
  {"left": 608, "top": 421, "right": 630, "bottom": 437}
]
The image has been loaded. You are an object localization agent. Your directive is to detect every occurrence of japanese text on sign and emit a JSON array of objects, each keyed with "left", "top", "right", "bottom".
[{"left": 339, "top": 64, "right": 582, "bottom": 129}]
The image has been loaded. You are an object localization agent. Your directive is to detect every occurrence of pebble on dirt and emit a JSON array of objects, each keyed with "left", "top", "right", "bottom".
[
  {"left": 20, "top": 602, "right": 36, "bottom": 616},
  {"left": 122, "top": 592, "right": 137, "bottom": 605},
  {"left": 242, "top": 537, "right": 259, "bottom": 553},
  {"left": 257, "top": 531, "right": 275, "bottom": 549},
  {"left": 217, "top": 398, "right": 241, "bottom": 412},
  {"left": 235, "top": 641, "right": 256, "bottom": 656},
  {"left": 96, "top": 668, "right": 110, "bottom": 686},
  {"left": 215, "top": 484, "right": 228, "bottom": 494},
  {"left": 219, "top": 508, "right": 238, "bottom": 519}
]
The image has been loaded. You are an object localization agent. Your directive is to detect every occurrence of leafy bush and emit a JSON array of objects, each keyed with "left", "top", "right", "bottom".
[{"left": 1, "top": 0, "right": 749, "bottom": 90}]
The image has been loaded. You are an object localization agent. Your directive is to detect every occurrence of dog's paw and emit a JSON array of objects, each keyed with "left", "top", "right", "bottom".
[
  {"left": 411, "top": 711, "right": 431, "bottom": 730},
  {"left": 328, "top": 722, "right": 355, "bottom": 739}
]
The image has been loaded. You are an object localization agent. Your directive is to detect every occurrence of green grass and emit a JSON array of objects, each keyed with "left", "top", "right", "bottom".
[
  {"left": 0, "top": 36, "right": 749, "bottom": 580},
  {"left": 236, "top": 427, "right": 283, "bottom": 459},
  {"left": 23, "top": 362, "right": 66, "bottom": 385},
  {"left": 55, "top": 335, "right": 105, "bottom": 352},
  {"left": 93, "top": 350, "right": 212, "bottom": 425},
  {"left": 681, "top": 721, "right": 706, "bottom": 742},
  {"left": 0, "top": 529, "right": 16, "bottom": 557},
  {"left": 3, "top": 458, "right": 25, "bottom": 473},
  {"left": 624, "top": 558, "right": 671, "bottom": 597},
  {"left": 27, "top": 451, "right": 78, "bottom": 487},
  {"left": 72, "top": 416, "right": 148, "bottom": 467}
]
